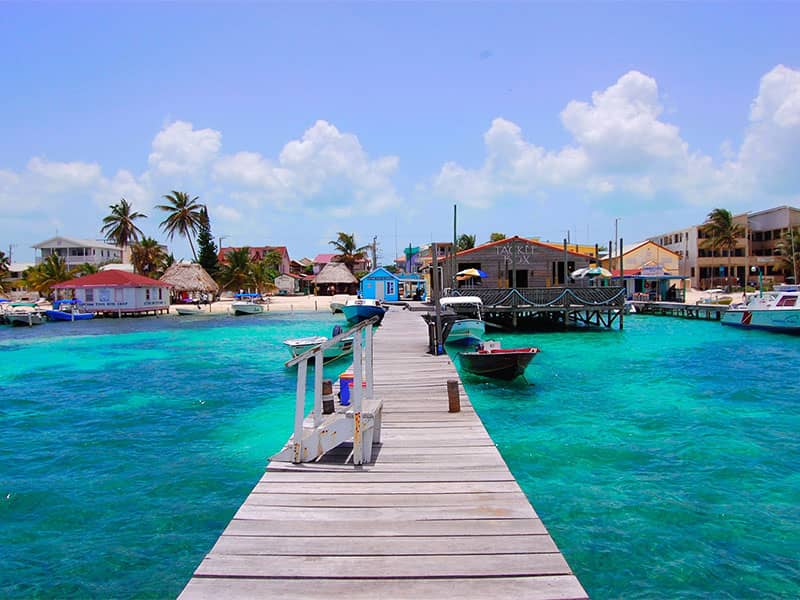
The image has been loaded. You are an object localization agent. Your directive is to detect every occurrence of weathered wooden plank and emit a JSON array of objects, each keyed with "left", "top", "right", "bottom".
[
  {"left": 244, "top": 491, "right": 533, "bottom": 509},
  {"left": 180, "top": 575, "right": 587, "bottom": 600},
  {"left": 194, "top": 553, "right": 573, "bottom": 578},
  {"left": 210, "top": 534, "right": 559, "bottom": 556},
  {"left": 234, "top": 503, "right": 537, "bottom": 521},
  {"left": 253, "top": 481, "right": 523, "bottom": 494},
  {"left": 222, "top": 517, "right": 549, "bottom": 537},
  {"left": 259, "top": 470, "right": 517, "bottom": 483}
]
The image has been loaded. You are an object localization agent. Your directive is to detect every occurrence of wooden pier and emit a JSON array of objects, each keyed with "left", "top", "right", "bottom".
[
  {"left": 632, "top": 300, "right": 728, "bottom": 320},
  {"left": 180, "top": 308, "right": 587, "bottom": 599}
]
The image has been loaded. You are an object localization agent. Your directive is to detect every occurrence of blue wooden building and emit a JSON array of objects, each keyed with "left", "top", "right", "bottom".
[{"left": 360, "top": 268, "right": 425, "bottom": 301}]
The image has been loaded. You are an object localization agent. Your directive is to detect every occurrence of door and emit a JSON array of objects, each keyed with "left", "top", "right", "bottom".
[{"left": 376, "top": 282, "right": 385, "bottom": 301}]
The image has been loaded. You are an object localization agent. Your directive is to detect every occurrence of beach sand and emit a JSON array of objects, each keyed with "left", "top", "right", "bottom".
[{"left": 184, "top": 294, "right": 336, "bottom": 315}]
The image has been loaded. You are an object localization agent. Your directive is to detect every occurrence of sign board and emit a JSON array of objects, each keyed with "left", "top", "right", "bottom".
[{"left": 641, "top": 265, "right": 663, "bottom": 277}]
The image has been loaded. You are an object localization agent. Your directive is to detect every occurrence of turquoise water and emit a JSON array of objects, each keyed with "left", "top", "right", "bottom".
[
  {"left": 455, "top": 316, "right": 800, "bottom": 599},
  {"left": 2, "top": 313, "right": 799, "bottom": 598}
]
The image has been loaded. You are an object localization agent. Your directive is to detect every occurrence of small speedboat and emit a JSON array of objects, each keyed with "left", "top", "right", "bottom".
[
  {"left": 6, "top": 304, "right": 45, "bottom": 326},
  {"left": 283, "top": 325, "right": 354, "bottom": 364},
  {"left": 441, "top": 296, "right": 485, "bottom": 345},
  {"left": 329, "top": 294, "right": 351, "bottom": 314},
  {"left": 341, "top": 298, "right": 386, "bottom": 325},
  {"left": 458, "top": 340, "right": 540, "bottom": 381},
  {"left": 230, "top": 293, "right": 265, "bottom": 315},
  {"left": 45, "top": 299, "right": 95, "bottom": 321},
  {"left": 175, "top": 304, "right": 213, "bottom": 316}
]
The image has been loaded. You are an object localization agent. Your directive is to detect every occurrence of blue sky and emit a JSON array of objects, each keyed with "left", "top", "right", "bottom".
[{"left": 2, "top": 2, "right": 799, "bottom": 264}]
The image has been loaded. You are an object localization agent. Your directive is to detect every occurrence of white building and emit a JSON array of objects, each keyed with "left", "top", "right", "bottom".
[{"left": 33, "top": 236, "right": 123, "bottom": 269}]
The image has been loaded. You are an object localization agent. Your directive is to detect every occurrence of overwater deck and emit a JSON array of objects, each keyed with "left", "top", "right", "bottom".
[{"left": 180, "top": 308, "right": 587, "bottom": 599}]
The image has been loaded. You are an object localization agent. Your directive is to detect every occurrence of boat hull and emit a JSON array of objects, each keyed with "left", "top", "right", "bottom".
[
  {"left": 7, "top": 312, "right": 44, "bottom": 326},
  {"left": 721, "top": 307, "right": 800, "bottom": 334},
  {"left": 231, "top": 302, "right": 265, "bottom": 315},
  {"left": 446, "top": 318, "right": 485, "bottom": 345},
  {"left": 44, "top": 310, "right": 94, "bottom": 321},
  {"left": 458, "top": 348, "right": 539, "bottom": 380},
  {"left": 284, "top": 336, "right": 354, "bottom": 364},
  {"left": 342, "top": 304, "right": 385, "bottom": 325}
]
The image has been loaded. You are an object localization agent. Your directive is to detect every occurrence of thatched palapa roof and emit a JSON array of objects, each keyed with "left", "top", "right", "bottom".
[
  {"left": 159, "top": 262, "right": 219, "bottom": 293},
  {"left": 314, "top": 262, "right": 358, "bottom": 285}
]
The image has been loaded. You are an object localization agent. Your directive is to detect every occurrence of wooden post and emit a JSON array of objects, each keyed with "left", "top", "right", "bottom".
[
  {"left": 619, "top": 236, "right": 625, "bottom": 330},
  {"left": 432, "top": 243, "right": 442, "bottom": 355},
  {"left": 313, "top": 351, "right": 323, "bottom": 427},
  {"left": 352, "top": 329, "right": 363, "bottom": 465},
  {"left": 365, "top": 323, "right": 374, "bottom": 400},
  {"left": 322, "top": 379, "right": 334, "bottom": 414},
  {"left": 447, "top": 379, "right": 460, "bottom": 413},
  {"left": 292, "top": 359, "right": 307, "bottom": 463}
]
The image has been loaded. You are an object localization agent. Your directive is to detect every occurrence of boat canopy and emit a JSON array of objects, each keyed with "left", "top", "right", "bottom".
[{"left": 440, "top": 296, "right": 483, "bottom": 307}]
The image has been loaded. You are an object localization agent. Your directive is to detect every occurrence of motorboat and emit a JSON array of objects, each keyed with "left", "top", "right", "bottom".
[
  {"left": 341, "top": 298, "right": 386, "bottom": 325},
  {"left": 458, "top": 340, "right": 541, "bottom": 381},
  {"left": 5, "top": 303, "right": 45, "bottom": 326},
  {"left": 230, "top": 293, "right": 266, "bottom": 316},
  {"left": 174, "top": 305, "right": 213, "bottom": 316},
  {"left": 721, "top": 288, "right": 800, "bottom": 333},
  {"left": 440, "top": 296, "right": 485, "bottom": 345},
  {"left": 44, "top": 299, "right": 95, "bottom": 321},
  {"left": 329, "top": 294, "right": 351, "bottom": 314},
  {"left": 283, "top": 325, "right": 354, "bottom": 364}
]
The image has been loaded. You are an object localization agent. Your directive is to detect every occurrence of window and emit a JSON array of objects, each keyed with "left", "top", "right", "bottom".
[
  {"left": 385, "top": 281, "right": 395, "bottom": 296},
  {"left": 85, "top": 288, "right": 94, "bottom": 302},
  {"left": 145, "top": 289, "right": 151, "bottom": 300}
]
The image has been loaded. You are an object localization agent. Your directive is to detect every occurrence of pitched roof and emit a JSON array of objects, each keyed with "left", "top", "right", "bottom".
[
  {"left": 313, "top": 253, "right": 337, "bottom": 264},
  {"left": 33, "top": 236, "right": 121, "bottom": 251},
  {"left": 159, "top": 262, "right": 219, "bottom": 293},
  {"left": 53, "top": 270, "right": 171, "bottom": 289},
  {"left": 314, "top": 262, "right": 358, "bottom": 284}
]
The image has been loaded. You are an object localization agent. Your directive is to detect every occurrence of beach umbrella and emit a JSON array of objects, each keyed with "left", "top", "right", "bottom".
[
  {"left": 456, "top": 268, "right": 487, "bottom": 278},
  {"left": 571, "top": 266, "right": 612, "bottom": 279}
]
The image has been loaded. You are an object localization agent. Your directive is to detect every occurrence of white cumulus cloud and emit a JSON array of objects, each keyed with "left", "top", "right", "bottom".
[{"left": 148, "top": 120, "right": 222, "bottom": 176}]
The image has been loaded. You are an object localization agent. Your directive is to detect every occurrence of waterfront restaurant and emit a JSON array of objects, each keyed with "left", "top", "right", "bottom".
[
  {"left": 52, "top": 269, "right": 171, "bottom": 316},
  {"left": 434, "top": 236, "right": 594, "bottom": 289}
]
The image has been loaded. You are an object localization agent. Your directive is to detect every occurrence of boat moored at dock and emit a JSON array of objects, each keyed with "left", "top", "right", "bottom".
[
  {"left": 440, "top": 296, "right": 486, "bottom": 345},
  {"left": 283, "top": 326, "right": 354, "bottom": 364},
  {"left": 721, "top": 288, "right": 800, "bottom": 333},
  {"left": 458, "top": 340, "right": 541, "bottom": 380},
  {"left": 230, "top": 293, "right": 266, "bottom": 315},
  {"left": 341, "top": 298, "right": 386, "bottom": 325}
]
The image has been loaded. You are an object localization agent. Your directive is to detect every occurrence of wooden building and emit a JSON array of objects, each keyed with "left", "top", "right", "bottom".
[
  {"left": 52, "top": 269, "right": 171, "bottom": 316},
  {"left": 439, "top": 236, "right": 594, "bottom": 290}
]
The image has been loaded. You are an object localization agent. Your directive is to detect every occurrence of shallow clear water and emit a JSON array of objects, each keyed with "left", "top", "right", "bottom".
[
  {"left": 455, "top": 316, "right": 800, "bottom": 599},
  {"left": 1, "top": 313, "right": 799, "bottom": 598}
]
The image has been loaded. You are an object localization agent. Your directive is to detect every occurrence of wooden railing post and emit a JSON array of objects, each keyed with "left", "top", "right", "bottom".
[
  {"left": 365, "top": 324, "right": 374, "bottom": 400},
  {"left": 352, "top": 329, "right": 364, "bottom": 465},
  {"left": 313, "top": 350, "right": 323, "bottom": 428},
  {"left": 292, "top": 359, "right": 307, "bottom": 463}
]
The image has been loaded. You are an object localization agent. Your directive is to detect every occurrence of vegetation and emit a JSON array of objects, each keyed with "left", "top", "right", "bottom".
[
  {"left": 329, "top": 232, "right": 369, "bottom": 273},
  {"left": 23, "top": 255, "right": 75, "bottom": 296},
  {"left": 100, "top": 198, "right": 147, "bottom": 257},
  {"left": 74, "top": 263, "right": 100, "bottom": 277},
  {"left": 701, "top": 208, "right": 745, "bottom": 285},
  {"left": 456, "top": 233, "right": 476, "bottom": 251},
  {"left": 157, "top": 191, "right": 206, "bottom": 261},
  {"left": 489, "top": 232, "right": 506, "bottom": 242},
  {"left": 217, "top": 247, "right": 253, "bottom": 291},
  {"left": 196, "top": 207, "right": 219, "bottom": 277},
  {"left": 0, "top": 250, "right": 9, "bottom": 292},
  {"left": 130, "top": 237, "right": 169, "bottom": 278},
  {"left": 774, "top": 226, "right": 800, "bottom": 283}
]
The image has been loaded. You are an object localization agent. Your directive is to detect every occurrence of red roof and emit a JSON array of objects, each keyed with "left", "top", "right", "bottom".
[
  {"left": 53, "top": 270, "right": 171, "bottom": 289},
  {"left": 314, "top": 253, "right": 337, "bottom": 264}
]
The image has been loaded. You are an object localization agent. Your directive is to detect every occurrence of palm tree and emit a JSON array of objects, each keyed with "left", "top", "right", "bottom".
[
  {"left": 774, "top": 226, "right": 800, "bottom": 284},
  {"left": 329, "top": 232, "right": 369, "bottom": 273},
  {"left": 24, "top": 255, "right": 75, "bottom": 296},
  {"left": 156, "top": 191, "right": 205, "bottom": 261},
  {"left": 74, "top": 263, "right": 99, "bottom": 277},
  {"left": 217, "top": 247, "right": 253, "bottom": 291},
  {"left": 457, "top": 233, "right": 476, "bottom": 251},
  {"left": 701, "top": 208, "right": 745, "bottom": 288},
  {"left": 0, "top": 250, "right": 9, "bottom": 292},
  {"left": 130, "top": 237, "right": 168, "bottom": 278},
  {"left": 250, "top": 258, "right": 278, "bottom": 296},
  {"left": 100, "top": 198, "right": 147, "bottom": 260},
  {"left": 489, "top": 233, "right": 506, "bottom": 242}
]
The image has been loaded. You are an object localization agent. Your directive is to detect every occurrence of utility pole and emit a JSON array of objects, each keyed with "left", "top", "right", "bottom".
[{"left": 372, "top": 236, "right": 377, "bottom": 269}]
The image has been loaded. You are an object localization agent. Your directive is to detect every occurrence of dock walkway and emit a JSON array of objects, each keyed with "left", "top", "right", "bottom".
[{"left": 180, "top": 308, "right": 587, "bottom": 599}]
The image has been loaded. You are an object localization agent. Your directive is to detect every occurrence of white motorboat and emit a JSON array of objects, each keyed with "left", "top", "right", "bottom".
[
  {"left": 175, "top": 305, "right": 213, "bottom": 316},
  {"left": 283, "top": 326, "right": 354, "bottom": 364},
  {"left": 721, "top": 288, "right": 800, "bottom": 333},
  {"left": 329, "top": 294, "right": 351, "bottom": 314},
  {"left": 341, "top": 298, "right": 386, "bottom": 325},
  {"left": 5, "top": 304, "right": 45, "bottom": 326},
  {"left": 230, "top": 293, "right": 265, "bottom": 316},
  {"left": 440, "top": 296, "right": 486, "bottom": 345}
]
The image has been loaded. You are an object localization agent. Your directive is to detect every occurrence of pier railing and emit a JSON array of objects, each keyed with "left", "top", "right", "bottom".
[
  {"left": 282, "top": 316, "right": 379, "bottom": 464},
  {"left": 449, "top": 286, "right": 626, "bottom": 308}
]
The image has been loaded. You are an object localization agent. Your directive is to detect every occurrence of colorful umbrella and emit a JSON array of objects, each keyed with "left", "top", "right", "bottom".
[{"left": 456, "top": 268, "right": 487, "bottom": 278}]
